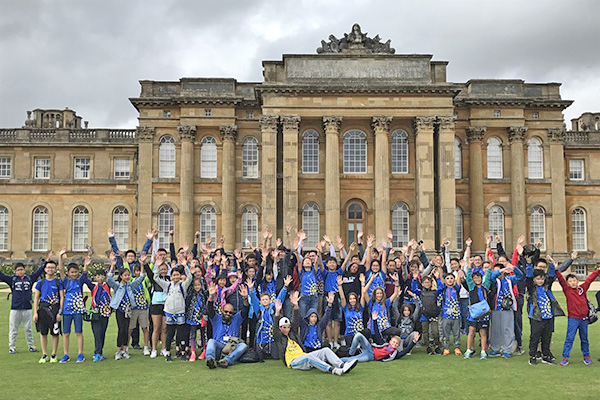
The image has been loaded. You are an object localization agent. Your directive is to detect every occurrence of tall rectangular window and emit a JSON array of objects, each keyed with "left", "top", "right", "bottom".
[
  {"left": 0, "top": 206, "right": 8, "bottom": 251},
  {"left": 0, "top": 157, "right": 10, "bottom": 179},
  {"left": 35, "top": 158, "right": 51, "bottom": 179},
  {"left": 569, "top": 160, "right": 584, "bottom": 181},
  {"left": 114, "top": 158, "right": 130, "bottom": 179},
  {"left": 72, "top": 206, "right": 89, "bottom": 251},
  {"left": 74, "top": 157, "right": 90, "bottom": 179},
  {"left": 32, "top": 206, "right": 49, "bottom": 251}
]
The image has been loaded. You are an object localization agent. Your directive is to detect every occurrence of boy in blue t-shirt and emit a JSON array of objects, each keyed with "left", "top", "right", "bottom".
[
  {"left": 58, "top": 248, "right": 93, "bottom": 363},
  {"left": 33, "top": 259, "right": 64, "bottom": 363},
  {"left": 436, "top": 271, "right": 463, "bottom": 356},
  {"left": 322, "top": 256, "right": 344, "bottom": 349}
]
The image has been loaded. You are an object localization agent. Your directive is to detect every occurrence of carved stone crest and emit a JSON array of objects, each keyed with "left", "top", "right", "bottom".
[
  {"left": 316, "top": 23, "right": 395, "bottom": 54},
  {"left": 219, "top": 125, "right": 238, "bottom": 142},
  {"left": 177, "top": 124, "right": 197, "bottom": 141},
  {"left": 136, "top": 126, "right": 155, "bottom": 141},
  {"left": 466, "top": 126, "right": 486, "bottom": 143}
]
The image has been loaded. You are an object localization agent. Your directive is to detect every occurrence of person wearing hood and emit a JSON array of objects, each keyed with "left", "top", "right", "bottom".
[{"left": 300, "top": 292, "right": 334, "bottom": 352}]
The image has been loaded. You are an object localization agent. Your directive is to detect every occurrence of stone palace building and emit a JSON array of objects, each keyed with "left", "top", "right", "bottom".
[{"left": 1, "top": 24, "right": 599, "bottom": 275}]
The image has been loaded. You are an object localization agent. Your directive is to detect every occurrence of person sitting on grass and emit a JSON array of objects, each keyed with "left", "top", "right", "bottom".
[
  {"left": 300, "top": 292, "right": 334, "bottom": 352},
  {"left": 397, "top": 291, "right": 421, "bottom": 352},
  {"left": 340, "top": 311, "right": 420, "bottom": 363},
  {"left": 555, "top": 265, "right": 600, "bottom": 366},
  {"left": 33, "top": 258, "right": 64, "bottom": 364},
  {"left": 273, "top": 294, "right": 358, "bottom": 376},
  {"left": 57, "top": 248, "right": 94, "bottom": 363}
]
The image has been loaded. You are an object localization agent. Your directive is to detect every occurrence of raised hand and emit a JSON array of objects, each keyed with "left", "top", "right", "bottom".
[
  {"left": 272, "top": 248, "right": 280, "bottom": 260},
  {"left": 171, "top": 260, "right": 176, "bottom": 270},
  {"left": 465, "top": 237, "right": 472, "bottom": 247},
  {"left": 146, "top": 229, "right": 154, "bottom": 240},
  {"left": 107, "top": 228, "right": 114, "bottom": 237},
  {"left": 152, "top": 228, "right": 159, "bottom": 239},
  {"left": 387, "top": 230, "right": 393, "bottom": 241},
  {"left": 357, "top": 230, "right": 364, "bottom": 240},
  {"left": 571, "top": 251, "right": 578, "bottom": 260},
  {"left": 366, "top": 234, "right": 375, "bottom": 248},
  {"left": 234, "top": 248, "right": 242, "bottom": 259},
  {"left": 285, "top": 223, "right": 292, "bottom": 235},
  {"left": 517, "top": 234, "right": 525, "bottom": 245},
  {"left": 413, "top": 332, "right": 421, "bottom": 343},
  {"left": 433, "top": 267, "right": 441, "bottom": 279},
  {"left": 267, "top": 230, "right": 273, "bottom": 240},
  {"left": 486, "top": 235, "right": 492, "bottom": 246},
  {"left": 495, "top": 234, "right": 501, "bottom": 243},
  {"left": 208, "top": 282, "right": 216, "bottom": 297},
  {"left": 407, "top": 290, "right": 416, "bottom": 299},
  {"left": 239, "top": 284, "right": 248, "bottom": 298},
  {"left": 297, "top": 229, "right": 307, "bottom": 242},
  {"left": 372, "top": 310, "right": 379, "bottom": 321},
  {"left": 536, "top": 239, "right": 543, "bottom": 249},
  {"left": 323, "top": 235, "right": 332, "bottom": 244},
  {"left": 46, "top": 250, "right": 54, "bottom": 260},
  {"left": 391, "top": 272, "right": 400, "bottom": 283},
  {"left": 336, "top": 236, "right": 344, "bottom": 250},
  {"left": 219, "top": 235, "right": 225, "bottom": 245},
  {"left": 169, "top": 230, "right": 174, "bottom": 236},
  {"left": 139, "top": 252, "right": 147, "bottom": 264},
  {"left": 246, "top": 278, "right": 254, "bottom": 291},
  {"left": 546, "top": 255, "right": 556, "bottom": 265},
  {"left": 349, "top": 242, "right": 357, "bottom": 253},
  {"left": 442, "top": 237, "right": 448, "bottom": 248},
  {"left": 275, "top": 299, "right": 283, "bottom": 314},
  {"left": 262, "top": 228, "right": 269, "bottom": 240},
  {"left": 327, "top": 292, "right": 334, "bottom": 306},
  {"left": 59, "top": 247, "right": 67, "bottom": 258},
  {"left": 289, "top": 291, "right": 299, "bottom": 308},
  {"left": 315, "top": 241, "right": 322, "bottom": 253},
  {"left": 109, "top": 252, "right": 117, "bottom": 266},
  {"left": 195, "top": 231, "right": 201, "bottom": 238},
  {"left": 84, "top": 254, "right": 92, "bottom": 267},
  {"left": 283, "top": 275, "right": 292, "bottom": 287},
  {"left": 276, "top": 237, "right": 282, "bottom": 248},
  {"left": 336, "top": 275, "right": 343, "bottom": 286},
  {"left": 359, "top": 273, "right": 365, "bottom": 285}
]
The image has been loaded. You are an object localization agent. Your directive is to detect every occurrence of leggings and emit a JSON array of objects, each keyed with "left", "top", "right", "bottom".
[
  {"left": 189, "top": 325, "right": 208, "bottom": 350},
  {"left": 115, "top": 310, "right": 130, "bottom": 348},
  {"left": 166, "top": 324, "right": 188, "bottom": 352}
]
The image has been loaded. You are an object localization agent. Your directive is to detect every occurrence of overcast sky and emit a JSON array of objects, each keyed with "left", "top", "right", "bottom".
[{"left": 1, "top": 0, "right": 598, "bottom": 129}]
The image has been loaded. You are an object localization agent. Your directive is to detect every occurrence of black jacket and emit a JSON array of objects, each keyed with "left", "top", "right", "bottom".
[{"left": 273, "top": 307, "right": 302, "bottom": 366}]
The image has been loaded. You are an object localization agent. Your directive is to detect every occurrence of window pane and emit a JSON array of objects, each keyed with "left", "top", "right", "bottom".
[
  {"left": 74, "top": 158, "right": 90, "bottom": 179},
  {"left": 487, "top": 138, "right": 502, "bottom": 179},
  {"left": 242, "top": 137, "right": 259, "bottom": 178},
  {"left": 201, "top": 137, "right": 217, "bottom": 178},
  {"left": 0, "top": 157, "right": 10, "bottom": 178},
  {"left": 159, "top": 136, "right": 176, "bottom": 178},
  {"left": 0, "top": 206, "right": 8, "bottom": 251},
  {"left": 113, "top": 206, "right": 129, "bottom": 250},
  {"left": 200, "top": 206, "right": 217, "bottom": 244},
  {"left": 241, "top": 206, "right": 258, "bottom": 248},
  {"left": 454, "top": 138, "right": 462, "bottom": 179},
  {"left": 35, "top": 158, "right": 51, "bottom": 179},
  {"left": 72, "top": 206, "right": 89, "bottom": 251},
  {"left": 343, "top": 130, "right": 367, "bottom": 173},
  {"left": 572, "top": 208, "right": 586, "bottom": 251},
  {"left": 488, "top": 206, "right": 505, "bottom": 243},
  {"left": 114, "top": 158, "right": 130, "bottom": 179},
  {"left": 33, "top": 206, "right": 48, "bottom": 251},
  {"left": 391, "top": 203, "right": 409, "bottom": 247},
  {"left": 528, "top": 138, "right": 543, "bottom": 179},
  {"left": 158, "top": 206, "right": 174, "bottom": 249},
  {"left": 302, "top": 203, "right": 320, "bottom": 248},
  {"left": 456, "top": 207, "right": 463, "bottom": 250},
  {"left": 529, "top": 206, "right": 545, "bottom": 250},
  {"left": 569, "top": 160, "right": 584, "bottom": 181},
  {"left": 302, "top": 130, "right": 319, "bottom": 174},
  {"left": 391, "top": 130, "right": 408, "bottom": 174}
]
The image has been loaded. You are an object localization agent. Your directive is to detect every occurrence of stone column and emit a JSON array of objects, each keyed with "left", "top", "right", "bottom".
[
  {"left": 466, "top": 126, "right": 486, "bottom": 250},
  {"left": 260, "top": 115, "right": 278, "bottom": 232},
  {"left": 437, "top": 116, "right": 457, "bottom": 248},
  {"left": 414, "top": 116, "right": 436, "bottom": 246},
  {"left": 282, "top": 115, "right": 301, "bottom": 232},
  {"left": 372, "top": 116, "right": 392, "bottom": 242},
  {"left": 548, "top": 128, "right": 568, "bottom": 252},
  {"left": 137, "top": 126, "right": 155, "bottom": 250},
  {"left": 509, "top": 126, "right": 528, "bottom": 245},
  {"left": 323, "top": 116, "right": 343, "bottom": 237},
  {"left": 220, "top": 125, "right": 237, "bottom": 251},
  {"left": 178, "top": 124, "right": 196, "bottom": 244}
]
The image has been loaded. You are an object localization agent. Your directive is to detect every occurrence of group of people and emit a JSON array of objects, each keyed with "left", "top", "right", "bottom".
[{"left": 2, "top": 226, "right": 600, "bottom": 375}]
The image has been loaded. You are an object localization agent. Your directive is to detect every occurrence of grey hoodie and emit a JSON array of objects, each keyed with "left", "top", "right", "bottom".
[{"left": 154, "top": 267, "right": 192, "bottom": 315}]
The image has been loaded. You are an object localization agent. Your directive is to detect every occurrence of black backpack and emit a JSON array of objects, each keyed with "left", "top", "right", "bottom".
[{"left": 421, "top": 290, "right": 440, "bottom": 318}]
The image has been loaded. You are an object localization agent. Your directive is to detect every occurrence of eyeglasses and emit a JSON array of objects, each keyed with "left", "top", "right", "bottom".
[{"left": 223, "top": 310, "right": 234, "bottom": 315}]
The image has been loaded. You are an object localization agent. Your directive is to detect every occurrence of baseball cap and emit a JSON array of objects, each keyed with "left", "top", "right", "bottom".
[{"left": 279, "top": 317, "right": 291, "bottom": 327}]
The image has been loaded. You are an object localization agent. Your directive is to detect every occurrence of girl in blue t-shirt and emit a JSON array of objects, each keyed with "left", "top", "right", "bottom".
[
  {"left": 363, "top": 272, "right": 402, "bottom": 344},
  {"left": 337, "top": 274, "right": 368, "bottom": 345}
]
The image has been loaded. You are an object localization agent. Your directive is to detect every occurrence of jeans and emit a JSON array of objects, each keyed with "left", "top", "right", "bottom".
[
  {"left": 289, "top": 347, "right": 343, "bottom": 372},
  {"left": 91, "top": 316, "right": 109, "bottom": 355},
  {"left": 340, "top": 333, "right": 374, "bottom": 363},
  {"left": 299, "top": 295, "right": 318, "bottom": 319},
  {"left": 562, "top": 317, "right": 589, "bottom": 358},
  {"left": 459, "top": 298, "right": 469, "bottom": 333},
  {"left": 205, "top": 338, "right": 248, "bottom": 365}
]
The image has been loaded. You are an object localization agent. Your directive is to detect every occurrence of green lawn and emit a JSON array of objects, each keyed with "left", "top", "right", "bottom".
[{"left": 0, "top": 293, "right": 599, "bottom": 400}]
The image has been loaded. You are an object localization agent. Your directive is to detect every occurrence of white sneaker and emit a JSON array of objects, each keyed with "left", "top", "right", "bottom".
[
  {"left": 329, "top": 342, "right": 334, "bottom": 349},
  {"left": 160, "top": 349, "right": 168, "bottom": 357},
  {"left": 143, "top": 346, "right": 150, "bottom": 356},
  {"left": 122, "top": 351, "right": 131, "bottom": 359},
  {"left": 332, "top": 367, "right": 343, "bottom": 376},
  {"left": 115, "top": 351, "right": 122, "bottom": 361},
  {"left": 341, "top": 359, "right": 358, "bottom": 374},
  {"left": 334, "top": 342, "right": 341, "bottom": 350},
  {"left": 150, "top": 350, "right": 157, "bottom": 358}
]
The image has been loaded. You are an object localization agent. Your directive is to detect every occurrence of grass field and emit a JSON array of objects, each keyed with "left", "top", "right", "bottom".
[{"left": 1, "top": 292, "right": 599, "bottom": 400}]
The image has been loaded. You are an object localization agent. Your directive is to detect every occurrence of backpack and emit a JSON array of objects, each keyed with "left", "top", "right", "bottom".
[
  {"left": 421, "top": 290, "right": 440, "bottom": 318},
  {"left": 167, "top": 283, "right": 185, "bottom": 298},
  {"left": 588, "top": 300, "right": 598, "bottom": 325},
  {"left": 239, "top": 348, "right": 261, "bottom": 363}
]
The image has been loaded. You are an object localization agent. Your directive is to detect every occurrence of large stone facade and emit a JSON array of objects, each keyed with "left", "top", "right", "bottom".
[{"left": 0, "top": 24, "right": 598, "bottom": 276}]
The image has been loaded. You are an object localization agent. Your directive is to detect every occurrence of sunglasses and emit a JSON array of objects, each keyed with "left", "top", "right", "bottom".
[{"left": 223, "top": 310, "right": 234, "bottom": 315}]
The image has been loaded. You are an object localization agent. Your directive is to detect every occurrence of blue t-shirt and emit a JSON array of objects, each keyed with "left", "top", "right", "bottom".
[
  {"left": 304, "top": 325, "right": 321, "bottom": 349},
  {"left": 211, "top": 311, "right": 243, "bottom": 344},
  {"left": 495, "top": 278, "right": 513, "bottom": 311},
  {"left": 93, "top": 284, "right": 112, "bottom": 317},
  {"left": 300, "top": 267, "right": 319, "bottom": 296},
  {"left": 131, "top": 281, "right": 149, "bottom": 310},
  {"left": 118, "top": 290, "right": 131, "bottom": 313},
  {"left": 62, "top": 275, "right": 88, "bottom": 315},
  {"left": 323, "top": 268, "right": 343, "bottom": 293},
  {"left": 35, "top": 278, "right": 62, "bottom": 305},
  {"left": 537, "top": 286, "right": 553, "bottom": 319},
  {"left": 259, "top": 279, "right": 276, "bottom": 303},
  {"left": 370, "top": 298, "right": 391, "bottom": 333},
  {"left": 343, "top": 305, "right": 364, "bottom": 336},
  {"left": 437, "top": 280, "right": 461, "bottom": 320},
  {"left": 366, "top": 271, "right": 385, "bottom": 297},
  {"left": 467, "top": 287, "right": 489, "bottom": 322}
]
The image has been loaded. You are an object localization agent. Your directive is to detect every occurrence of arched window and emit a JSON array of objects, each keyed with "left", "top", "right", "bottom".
[
  {"left": 200, "top": 206, "right": 217, "bottom": 245},
  {"left": 571, "top": 208, "right": 587, "bottom": 250},
  {"left": 302, "top": 130, "right": 319, "bottom": 174},
  {"left": 158, "top": 206, "right": 174, "bottom": 249},
  {"left": 343, "top": 130, "right": 367, "bottom": 174},
  {"left": 32, "top": 206, "right": 48, "bottom": 251},
  {"left": 528, "top": 137, "right": 544, "bottom": 179},
  {"left": 159, "top": 136, "right": 176, "bottom": 178},
  {"left": 112, "top": 206, "right": 129, "bottom": 250},
  {"left": 487, "top": 137, "right": 503, "bottom": 179},
  {"left": 391, "top": 203, "right": 409, "bottom": 247},
  {"left": 242, "top": 137, "right": 259, "bottom": 178},
  {"left": 529, "top": 206, "right": 545, "bottom": 250},
  {"left": 0, "top": 206, "right": 8, "bottom": 251},
  {"left": 347, "top": 203, "right": 364, "bottom": 245},
  {"left": 456, "top": 207, "right": 464, "bottom": 250},
  {"left": 72, "top": 206, "right": 89, "bottom": 251},
  {"left": 488, "top": 205, "right": 505, "bottom": 243},
  {"left": 200, "top": 136, "right": 217, "bottom": 178},
  {"left": 302, "top": 203, "right": 320, "bottom": 248},
  {"left": 391, "top": 130, "right": 408, "bottom": 174},
  {"left": 241, "top": 206, "right": 258, "bottom": 248},
  {"left": 454, "top": 138, "right": 462, "bottom": 179}
]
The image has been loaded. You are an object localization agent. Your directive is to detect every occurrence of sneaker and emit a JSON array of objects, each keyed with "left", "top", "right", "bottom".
[
  {"left": 160, "top": 349, "right": 168, "bottom": 357},
  {"left": 29, "top": 346, "right": 38, "bottom": 353},
  {"left": 217, "top": 359, "right": 229, "bottom": 368},
  {"left": 583, "top": 356, "right": 592, "bottom": 366},
  {"left": 143, "top": 346, "right": 150, "bottom": 356},
  {"left": 93, "top": 354, "right": 100, "bottom": 363},
  {"left": 515, "top": 346, "right": 525, "bottom": 355},
  {"left": 464, "top": 349, "right": 474, "bottom": 359},
  {"left": 560, "top": 357, "right": 569, "bottom": 366},
  {"left": 189, "top": 352, "right": 197, "bottom": 362},
  {"left": 165, "top": 353, "right": 173, "bottom": 363},
  {"left": 49, "top": 355, "right": 58, "bottom": 363},
  {"left": 332, "top": 367, "right": 343, "bottom": 376},
  {"left": 206, "top": 358, "right": 216, "bottom": 369},
  {"left": 59, "top": 355, "right": 70, "bottom": 363},
  {"left": 199, "top": 349, "right": 206, "bottom": 359},
  {"left": 122, "top": 351, "right": 131, "bottom": 359},
  {"left": 76, "top": 353, "right": 85, "bottom": 363},
  {"left": 180, "top": 352, "right": 189, "bottom": 362},
  {"left": 443, "top": 349, "right": 450, "bottom": 356},
  {"left": 529, "top": 356, "right": 537, "bottom": 365},
  {"left": 329, "top": 342, "right": 334, "bottom": 349},
  {"left": 8, "top": 347, "right": 16, "bottom": 354},
  {"left": 333, "top": 342, "right": 340, "bottom": 350},
  {"left": 115, "top": 351, "right": 123, "bottom": 360},
  {"left": 426, "top": 346, "right": 434, "bottom": 355},
  {"left": 38, "top": 355, "right": 49, "bottom": 364},
  {"left": 454, "top": 348, "right": 462, "bottom": 356},
  {"left": 150, "top": 350, "right": 157, "bottom": 359},
  {"left": 542, "top": 356, "right": 556, "bottom": 365},
  {"left": 341, "top": 359, "right": 358, "bottom": 374},
  {"left": 434, "top": 347, "right": 442, "bottom": 355},
  {"left": 536, "top": 351, "right": 542, "bottom": 360},
  {"left": 488, "top": 350, "right": 501, "bottom": 357},
  {"left": 132, "top": 345, "right": 142, "bottom": 350},
  {"left": 480, "top": 350, "right": 488, "bottom": 359},
  {"left": 98, "top": 354, "right": 106, "bottom": 362},
  {"left": 501, "top": 353, "right": 511, "bottom": 359}
]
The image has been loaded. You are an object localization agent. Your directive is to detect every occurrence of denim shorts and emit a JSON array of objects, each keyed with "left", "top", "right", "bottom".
[
  {"left": 62, "top": 313, "right": 83, "bottom": 334},
  {"left": 165, "top": 313, "right": 185, "bottom": 325}
]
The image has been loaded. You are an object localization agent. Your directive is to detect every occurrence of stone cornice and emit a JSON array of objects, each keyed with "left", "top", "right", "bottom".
[
  {"left": 130, "top": 97, "right": 244, "bottom": 110},
  {"left": 281, "top": 115, "right": 301, "bottom": 131},
  {"left": 136, "top": 126, "right": 155, "bottom": 142},
  {"left": 413, "top": 116, "right": 436, "bottom": 132},
  {"left": 508, "top": 126, "right": 528, "bottom": 143},
  {"left": 548, "top": 127, "right": 566, "bottom": 143},
  {"left": 259, "top": 115, "right": 278, "bottom": 131},
  {"left": 255, "top": 85, "right": 460, "bottom": 97},
  {"left": 371, "top": 116, "right": 392, "bottom": 134},
  {"left": 177, "top": 124, "right": 197, "bottom": 141},
  {"left": 323, "top": 116, "right": 343, "bottom": 133},
  {"left": 454, "top": 98, "right": 573, "bottom": 110},
  {"left": 219, "top": 125, "right": 238, "bottom": 142},
  {"left": 465, "top": 126, "right": 486, "bottom": 143}
]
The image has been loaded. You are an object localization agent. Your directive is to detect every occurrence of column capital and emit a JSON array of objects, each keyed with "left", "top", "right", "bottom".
[
  {"left": 371, "top": 116, "right": 393, "bottom": 134},
  {"left": 508, "top": 126, "right": 528, "bottom": 143},
  {"left": 413, "top": 116, "right": 436, "bottom": 133},
  {"left": 281, "top": 115, "right": 301, "bottom": 131},
  {"left": 323, "top": 116, "right": 343, "bottom": 133},
  {"left": 465, "top": 126, "right": 486, "bottom": 143},
  {"left": 136, "top": 126, "right": 155, "bottom": 142},
  {"left": 259, "top": 114, "right": 279, "bottom": 131},
  {"left": 547, "top": 127, "right": 566, "bottom": 143},
  {"left": 437, "top": 115, "right": 456, "bottom": 130},
  {"left": 177, "top": 124, "right": 197, "bottom": 141},
  {"left": 219, "top": 125, "right": 238, "bottom": 142}
]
